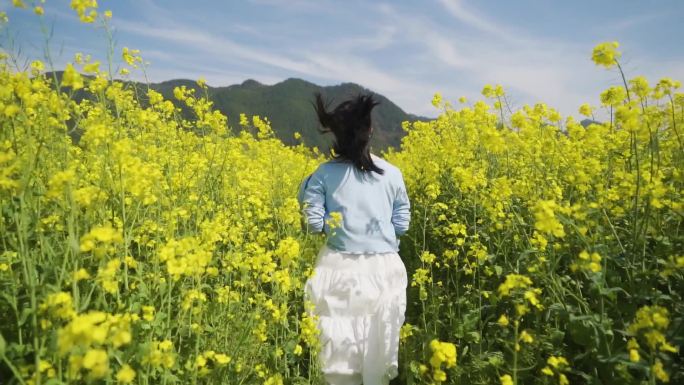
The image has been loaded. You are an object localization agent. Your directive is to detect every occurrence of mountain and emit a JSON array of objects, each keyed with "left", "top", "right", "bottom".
[
  {"left": 148, "top": 77, "right": 427, "bottom": 151},
  {"left": 48, "top": 71, "right": 427, "bottom": 150},
  {"left": 580, "top": 118, "right": 601, "bottom": 127}
]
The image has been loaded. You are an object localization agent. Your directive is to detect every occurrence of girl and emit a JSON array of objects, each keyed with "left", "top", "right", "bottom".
[{"left": 298, "top": 92, "right": 411, "bottom": 385}]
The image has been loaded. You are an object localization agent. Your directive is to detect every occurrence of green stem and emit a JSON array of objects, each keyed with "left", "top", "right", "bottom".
[
  {"left": 513, "top": 321, "right": 519, "bottom": 385},
  {"left": 2, "top": 355, "right": 27, "bottom": 385}
]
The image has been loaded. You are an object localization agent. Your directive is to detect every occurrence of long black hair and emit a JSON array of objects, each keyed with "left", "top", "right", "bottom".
[{"left": 313, "top": 92, "right": 384, "bottom": 174}]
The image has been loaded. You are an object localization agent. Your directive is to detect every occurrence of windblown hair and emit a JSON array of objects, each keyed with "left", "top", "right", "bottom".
[{"left": 313, "top": 92, "right": 384, "bottom": 174}]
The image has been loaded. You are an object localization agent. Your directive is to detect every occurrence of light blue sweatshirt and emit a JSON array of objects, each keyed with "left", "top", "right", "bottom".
[{"left": 297, "top": 154, "right": 411, "bottom": 253}]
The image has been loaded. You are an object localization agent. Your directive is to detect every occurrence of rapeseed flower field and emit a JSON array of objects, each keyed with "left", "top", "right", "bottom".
[{"left": 0, "top": 2, "right": 682, "bottom": 384}]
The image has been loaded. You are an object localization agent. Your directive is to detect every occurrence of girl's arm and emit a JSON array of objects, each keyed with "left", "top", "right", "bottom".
[
  {"left": 391, "top": 172, "right": 411, "bottom": 236},
  {"left": 297, "top": 169, "right": 326, "bottom": 233}
]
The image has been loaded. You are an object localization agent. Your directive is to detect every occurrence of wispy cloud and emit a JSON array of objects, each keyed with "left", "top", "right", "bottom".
[
  {"left": 384, "top": 1, "right": 614, "bottom": 115},
  {"left": 601, "top": 12, "right": 664, "bottom": 32},
  {"left": 116, "top": 20, "right": 317, "bottom": 74},
  {"left": 8, "top": 0, "right": 681, "bottom": 118},
  {"left": 248, "top": 0, "right": 330, "bottom": 10},
  {"left": 333, "top": 24, "right": 397, "bottom": 52},
  {"left": 115, "top": 0, "right": 639, "bottom": 116},
  {"left": 435, "top": 0, "right": 508, "bottom": 38},
  {"left": 113, "top": 7, "right": 442, "bottom": 115}
]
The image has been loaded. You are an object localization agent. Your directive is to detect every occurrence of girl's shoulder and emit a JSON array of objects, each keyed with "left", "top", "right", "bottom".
[
  {"left": 370, "top": 153, "right": 388, "bottom": 167},
  {"left": 371, "top": 153, "right": 400, "bottom": 174},
  {"left": 314, "top": 158, "right": 347, "bottom": 176}
]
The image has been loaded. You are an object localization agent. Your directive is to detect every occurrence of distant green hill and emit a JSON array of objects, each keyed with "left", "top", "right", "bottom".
[
  {"left": 148, "top": 77, "right": 427, "bottom": 151},
  {"left": 48, "top": 72, "right": 427, "bottom": 150}
]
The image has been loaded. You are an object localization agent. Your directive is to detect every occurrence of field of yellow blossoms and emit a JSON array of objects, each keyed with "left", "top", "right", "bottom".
[{"left": 1, "top": 2, "right": 683, "bottom": 385}]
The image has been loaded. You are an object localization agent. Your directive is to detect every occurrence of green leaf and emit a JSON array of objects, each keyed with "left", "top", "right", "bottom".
[
  {"left": 466, "top": 331, "right": 481, "bottom": 343},
  {"left": 18, "top": 307, "right": 33, "bottom": 327},
  {"left": 568, "top": 318, "right": 597, "bottom": 348}
]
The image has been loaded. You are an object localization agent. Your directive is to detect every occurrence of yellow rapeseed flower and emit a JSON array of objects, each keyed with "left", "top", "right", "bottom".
[
  {"left": 80, "top": 224, "right": 123, "bottom": 254},
  {"left": 433, "top": 369, "right": 447, "bottom": 382},
  {"left": 61, "top": 63, "right": 82, "bottom": 90},
  {"left": 432, "top": 92, "right": 443, "bottom": 108},
  {"left": 533, "top": 200, "right": 566, "bottom": 238},
  {"left": 326, "top": 211, "right": 343, "bottom": 230},
  {"left": 70, "top": 0, "right": 98, "bottom": 23},
  {"left": 547, "top": 355, "right": 569, "bottom": 368},
  {"left": 299, "top": 308, "right": 320, "bottom": 349},
  {"left": 629, "top": 76, "right": 650, "bottom": 99},
  {"left": 579, "top": 103, "right": 593, "bottom": 117},
  {"left": 500, "top": 374, "right": 514, "bottom": 385},
  {"left": 599, "top": 86, "right": 626, "bottom": 106},
  {"left": 73, "top": 268, "right": 91, "bottom": 282},
  {"left": 572, "top": 250, "right": 602, "bottom": 273},
  {"left": 122, "top": 47, "right": 142, "bottom": 67},
  {"left": 497, "top": 314, "right": 509, "bottom": 327},
  {"left": 524, "top": 288, "right": 544, "bottom": 309},
  {"left": 143, "top": 340, "right": 176, "bottom": 369},
  {"left": 115, "top": 364, "right": 136, "bottom": 383},
  {"left": 82, "top": 348, "right": 108, "bottom": 379},
  {"left": 275, "top": 237, "right": 300, "bottom": 266},
  {"left": 519, "top": 330, "right": 534, "bottom": 344},
  {"left": 629, "top": 349, "right": 640, "bottom": 362},
  {"left": 264, "top": 374, "right": 284, "bottom": 385},
  {"left": 40, "top": 292, "right": 76, "bottom": 321},
  {"left": 214, "top": 353, "right": 231, "bottom": 365},
  {"left": 592, "top": 41, "right": 621, "bottom": 68},
  {"left": 498, "top": 274, "right": 532, "bottom": 296},
  {"left": 652, "top": 359, "right": 669, "bottom": 382},
  {"left": 142, "top": 306, "right": 155, "bottom": 321},
  {"left": 429, "top": 339, "right": 457, "bottom": 371},
  {"left": 83, "top": 61, "right": 100, "bottom": 74}
]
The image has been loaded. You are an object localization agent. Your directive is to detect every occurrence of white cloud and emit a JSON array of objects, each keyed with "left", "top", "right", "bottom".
[
  {"left": 375, "top": 1, "right": 616, "bottom": 116},
  {"left": 601, "top": 12, "right": 665, "bottom": 32},
  {"left": 25, "top": 0, "right": 678, "bottom": 119},
  {"left": 248, "top": 0, "right": 329, "bottom": 10},
  {"left": 116, "top": 20, "right": 318, "bottom": 75},
  {"left": 436, "top": 0, "right": 508, "bottom": 37},
  {"left": 333, "top": 24, "right": 398, "bottom": 52},
  {"left": 113, "top": 12, "right": 443, "bottom": 115}
]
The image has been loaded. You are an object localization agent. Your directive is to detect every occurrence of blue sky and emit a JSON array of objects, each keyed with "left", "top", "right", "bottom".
[{"left": 4, "top": 0, "right": 684, "bottom": 117}]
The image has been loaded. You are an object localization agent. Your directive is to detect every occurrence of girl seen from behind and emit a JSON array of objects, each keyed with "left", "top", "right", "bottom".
[{"left": 298, "top": 92, "right": 411, "bottom": 385}]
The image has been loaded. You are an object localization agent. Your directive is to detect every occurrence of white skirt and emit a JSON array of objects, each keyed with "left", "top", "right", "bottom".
[{"left": 304, "top": 245, "right": 408, "bottom": 385}]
